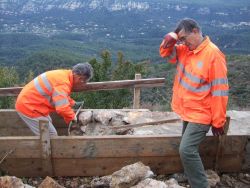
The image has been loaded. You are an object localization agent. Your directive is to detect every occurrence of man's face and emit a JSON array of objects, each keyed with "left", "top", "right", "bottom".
[
  {"left": 73, "top": 74, "right": 88, "bottom": 91},
  {"left": 177, "top": 28, "right": 200, "bottom": 51}
]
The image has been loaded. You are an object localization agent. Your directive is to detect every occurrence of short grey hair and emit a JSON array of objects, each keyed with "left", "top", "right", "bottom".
[
  {"left": 175, "top": 18, "right": 201, "bottom": 34},
  {"left": 72, "top": 63, "right": 93, "bottom": 81}
]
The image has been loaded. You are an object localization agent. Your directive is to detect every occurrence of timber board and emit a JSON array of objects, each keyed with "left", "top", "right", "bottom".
[
  {"left": 0, "top": 155, "right": 242, "bottom": 177},
  {"left": 0, "top": 136, "right": 244, "bottom": 158}
]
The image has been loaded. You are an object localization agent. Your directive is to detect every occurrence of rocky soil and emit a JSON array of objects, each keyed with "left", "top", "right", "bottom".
[{"left": 1, "top": 163, "right": 250, "bottom": 188}]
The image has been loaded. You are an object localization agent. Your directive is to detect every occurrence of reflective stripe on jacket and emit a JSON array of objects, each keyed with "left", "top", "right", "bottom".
[
  {"left": 16, "top": 70, "right": 75, "bottom": 124},
  {"left": 159, "top": 37, "right": 228, "bottom": 128}
]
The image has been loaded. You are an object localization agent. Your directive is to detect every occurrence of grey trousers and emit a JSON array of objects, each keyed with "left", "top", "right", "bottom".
[
  {"left": 17, "top": 112, "right": 58, "bottom": 136},
  {"left": 179, "top": 121, "right": 210, "bottom": 188}
]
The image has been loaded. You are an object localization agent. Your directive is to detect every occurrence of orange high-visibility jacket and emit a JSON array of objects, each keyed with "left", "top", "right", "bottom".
[
  {"left": 16, "top": 70, "right": 76, "bottom": 124},
  {"left": 159, "top": 37, "right": 228, "bottom": 128}
]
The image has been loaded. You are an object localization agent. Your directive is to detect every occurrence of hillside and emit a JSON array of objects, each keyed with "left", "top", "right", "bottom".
[{"left": 1, "top": 0, "right": 250, "bottom": 64}]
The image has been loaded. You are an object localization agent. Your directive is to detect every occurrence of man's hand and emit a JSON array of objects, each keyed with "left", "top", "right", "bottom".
[
  {"left": 212, "top": 126, "right": 225, "bottom": 136},
  {"left": 162, "top": 32, "right": 178, "bottom": 48},
  {"left": 68, "top": 117, "right": 79, "bottom": 135}
]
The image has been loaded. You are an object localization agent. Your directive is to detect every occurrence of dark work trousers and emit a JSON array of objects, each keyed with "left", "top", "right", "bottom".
[{"left": 179, "top": 121, "right": 210, "bottom": 188}]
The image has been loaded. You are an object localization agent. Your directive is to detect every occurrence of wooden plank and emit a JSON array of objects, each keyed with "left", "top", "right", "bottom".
[
  {"left": 0, "top": 137, "right": 41, "bottom": 158},
  {"left": 51, "top": 136, "right": 181, "bottom": 158},
  {"left": 0, "top": 158, "right": 44, "bottom": 177},
  {"left": 52, "top": 154, "right": 242, "bottom": 177},
  {"left": 51, "top": 135, "right": 221, "bottom": 158},
  {"left": 39, "top": 120, "right": 53, "bottom": 176},
  {"left": 52, "top": 157, "right": 183, "bottom": 176},
  {"left": 0, "top": 110, "right": 67, "bottom": 136},
  {"left": 0, "top": 135, "right": 245, "bottom": 159},
  {"left": 0, "top": 128, "right": 34, "bottom": 136},
  {"left": 133, "top": 74, "right": 141, "bottom": 109},
  {"left": 0, "top": 110, "right": 65, "bottom": 128},
  {"left": 0, "top": 87, "right": 22, "bottom": 97},
  {"left": 217, "top": 154, "right": 244, "bottom": 172},
  {"left": 0, "top": 78, "right": 165, "bottom": 96},
  {"left": 0, "top": 154, "right": 242, "bottom": 177},
  {"left": 0, "top": 135, "right": 246, "bottom": 177},
  {"left": 0, "top": 110, "right": 27, "bottom": 128}
]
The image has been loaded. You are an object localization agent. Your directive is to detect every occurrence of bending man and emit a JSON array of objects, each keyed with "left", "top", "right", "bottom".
[{"left": 16, "top": 63, "right": 93, "bottom": 136}]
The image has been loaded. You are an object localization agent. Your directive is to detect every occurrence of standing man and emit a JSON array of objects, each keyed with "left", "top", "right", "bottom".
[
  {"left": 16, "top": 63, "right": 93, "bottom": 136},
  {"left": 159, "top": 18, "right": 229, "bottom": 188}
]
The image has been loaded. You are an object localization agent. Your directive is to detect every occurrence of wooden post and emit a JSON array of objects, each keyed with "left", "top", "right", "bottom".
[
  {"left": 39, "top": 120, "right": 53, "bottom": 176},
  {"left": 133, "top": 74, "right": 141, "bottom": 109}
]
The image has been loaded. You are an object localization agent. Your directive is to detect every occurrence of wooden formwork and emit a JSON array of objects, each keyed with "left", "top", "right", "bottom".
[{"left": 0, "top": 110, "right": 248, "bottom": 177}]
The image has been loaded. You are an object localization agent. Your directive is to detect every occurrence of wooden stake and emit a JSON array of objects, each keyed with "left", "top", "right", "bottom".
[
  {"left": 39, "top": 120, "right": 53, "bottom": 176},
  {"left": 133, "top": 74, "right": 141, "bottom": 109}
]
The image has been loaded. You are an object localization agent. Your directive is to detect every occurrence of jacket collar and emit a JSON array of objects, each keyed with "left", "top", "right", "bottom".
[{"left": 192, "top": 36, "right": 210, "bottom": 54}]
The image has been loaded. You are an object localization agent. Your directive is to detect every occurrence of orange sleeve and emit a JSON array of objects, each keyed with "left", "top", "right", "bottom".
[
  {"left": 159, "top": 39, "right": 178, "bottom": 64},
  {"left": 209, "top": 54, "right": 229, "bottom": 128},
  {"left": 52, "top": 85, "right": 75, "bottom": 124}
]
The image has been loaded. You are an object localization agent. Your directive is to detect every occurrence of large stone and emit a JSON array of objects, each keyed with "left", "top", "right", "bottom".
[
  {"left": 78, "top": 111, "right": 93, "bottom": 126},
  {"left": 165, "top": 178, "right": 186, "bottom": 188},
  {"left": 110, "top": 161, "right": 154, "bottom": 188},
  {"left": 170, "top": 173, "right": 188, "bottom": 183},
  {"left": 0, "top": 176, "right": 34, "bottom": 188},
  {"left": 131, "top": 178, "right": 167, "bottom": 188},
  {"left": 206, "top": 170, "right": 220, "bottom": 187},
  {"left": 93, "top": 110, "right": 119, "bottom": 126},
  {"left": 38, "top": 176, "right": 64, "bottom": 188}
]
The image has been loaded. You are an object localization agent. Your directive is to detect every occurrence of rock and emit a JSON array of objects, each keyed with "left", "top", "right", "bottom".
[
  {"left": 165, "top": 178, "right": 185, "bottom": 188},
  {"left": 79, "top": 111, "right": 93, "bottom": 126},
  {"left": 109, "top": 111, "right": 130, "bottom": 127},
  {"left": 170, "top": 173, "right": 188, "bottom": 183},
  {"left": 131, "top": 178, "right": 167, "bottom": 188},
  {"left": 206, "top": 170, "right": 220, "bottom": 187},
  {"left": 110, "top": 161, "right": 154, "bottom": 188},
  {"left": 38, "top": 176, "right": 64, "bottom": 188},
  {"left": 93, "top": 110, "right": 129, "bottom": 127},
  {"left": 90, "top": 175, "right": 111, "bottom": 188},
  {"left": 114, "top": 128, "right": 134, "bottom": 135},
  {"left": 80, "top": 125, "right": 87, "bottom": 133},
  {"left": 93, "top": 110, "right": 116, "bottom": 126},
  {"left": 0, "top": 176, "right": 34, "bottom": 188},
  {"left": 220, "top": 174, "right": 237, "bottom": 187}
]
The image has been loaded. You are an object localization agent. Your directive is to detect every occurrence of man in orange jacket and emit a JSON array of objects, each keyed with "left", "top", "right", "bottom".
[
  {"left": 16, "top": 63, "right": 93, "bottom": 136},
  {"left": 159, "top": 18, "right": 228, "bottom": 188}
]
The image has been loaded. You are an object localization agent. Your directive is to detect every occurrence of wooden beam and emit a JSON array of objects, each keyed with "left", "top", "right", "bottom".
[
  {"left": 73, "top": 78, "right": 165, "bottom": 92},
  {"left": 0, "top": 78, "right": 165, "bottom": 96}
]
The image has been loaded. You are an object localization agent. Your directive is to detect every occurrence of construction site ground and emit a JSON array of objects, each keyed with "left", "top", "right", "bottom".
[{"left": 0, "top": 109, "right": 250, "bottom": 188}]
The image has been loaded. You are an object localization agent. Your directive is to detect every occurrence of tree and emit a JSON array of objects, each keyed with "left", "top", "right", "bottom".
[
  {"left": 0, "top": 67, "right": 19, "bottom": 109},
  {"left": 72, "top": 50, "right": 146, "bottom": 109}
]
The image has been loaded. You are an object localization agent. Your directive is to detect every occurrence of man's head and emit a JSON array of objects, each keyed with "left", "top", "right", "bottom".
[
  {"left": 174, "top": 18, "right": 203, "bottom": 51},
  {"left": 72, "top": 63, "right": 93, "bottom": 89}
]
